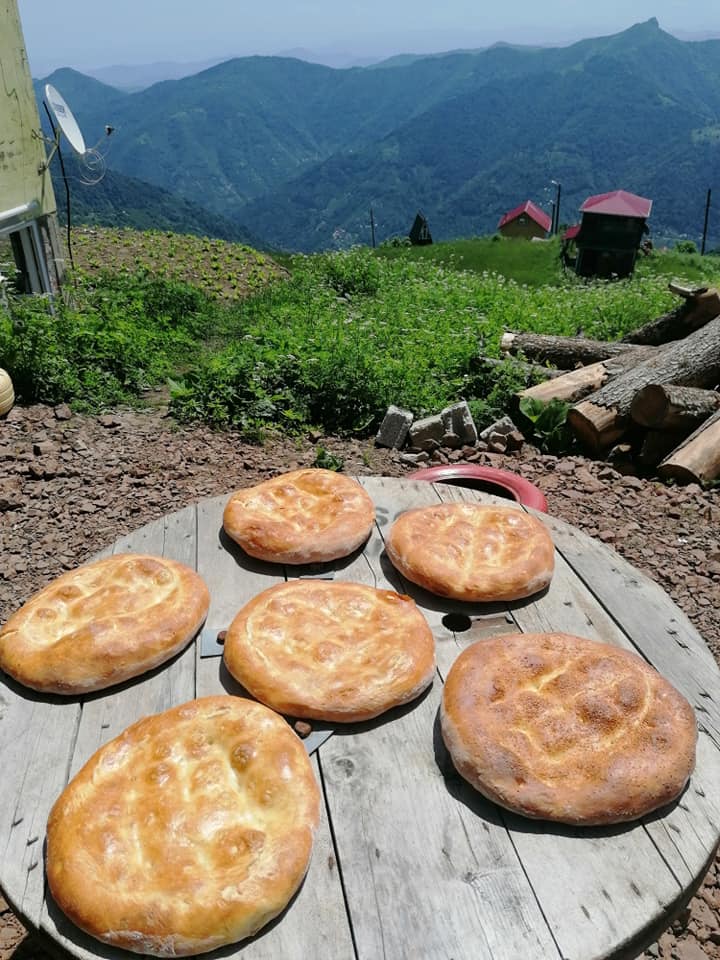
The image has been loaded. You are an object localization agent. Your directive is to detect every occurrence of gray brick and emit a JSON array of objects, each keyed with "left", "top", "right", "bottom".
[{"left": 375, "top": 405, "right": 413, "bottom": 449}]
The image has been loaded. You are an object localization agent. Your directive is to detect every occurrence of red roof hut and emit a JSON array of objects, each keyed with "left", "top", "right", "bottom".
[
  {"left": 574, "top": 190, "right": 652, "bottom": 278},
  {"left": 497, "top": 201, "right": 551, "bottom": 240}
]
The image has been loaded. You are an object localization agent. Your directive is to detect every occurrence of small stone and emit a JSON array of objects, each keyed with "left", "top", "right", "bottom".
[
  {"left": 672, "top": 939, "right": 711, "bottom": 960},
  {"left": 441, "top": 431, "right": 462, "bottom": 450},
  {"left": 399, "top": 452, "right": 429, "bottom": 465},
  {"left": 621, "top": 475, "right": 644, "bottom": 490},
  {"left": 97, "top": 414, "right": 122, "bottom": 428},
  {"left": 54, "top": 404, "right": 72, "bottom": 421},
  {"left": 294, "top": 720, "right": 312, "bottom": 738},
  {"left": 479, "top": 415, "right": 516, "bottom": 441},
  {"left": 505, "top": 429, "right": 525, "bottom": 452}
]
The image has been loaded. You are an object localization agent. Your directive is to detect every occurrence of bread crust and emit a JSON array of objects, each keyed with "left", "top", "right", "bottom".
[
  {"left": 224, "top": 579, "right": 435, "bottom": 721},
  {"left": 441, "top": 632, "right": 697, "bottom": 825},
  {"left": 46, "top": 696, "right": 321, "bottom": 956},
  {"left": 0, "top": 554, "right": 209, "bottom": 694},
  {"left": 223, "top": 468, "right": 375, "bottom": 564},
  {"left": 386, "top": 502, "right": 554, "bottom": 601}
]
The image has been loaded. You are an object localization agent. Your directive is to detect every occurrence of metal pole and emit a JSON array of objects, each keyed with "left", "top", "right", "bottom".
[
  {"left": 370, "top": 207, "right": 376, "bottom": 249},
  {"left": 701, "top": 188, "right": 711, "bottom": 255},
  {"left": 555, "top": 182, "right": 562, "bottom": 235}
]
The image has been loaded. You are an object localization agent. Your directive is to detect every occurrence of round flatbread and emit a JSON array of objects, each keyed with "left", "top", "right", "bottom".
[
  {"left": 223, "top": 468, "right": 375, "bottom": 564},
  {"left": 386, "top": 502, "right": 554, "bottom": 601},
  {"left": 0, "top": 554, "right": 209, "bottom": 694},
  {"left": 46, "top": 696, "right": 321, "bottom": 956},
  {"left": 441, "top": 632, "right": 697, "bottom": 825},
  {"left": 224, "top": 579, "right": 435, "bottom": 721}
]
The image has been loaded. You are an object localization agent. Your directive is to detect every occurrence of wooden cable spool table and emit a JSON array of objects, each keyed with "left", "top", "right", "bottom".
[{"left": 1, "top": 476, "right": 720, "bottom": 960}]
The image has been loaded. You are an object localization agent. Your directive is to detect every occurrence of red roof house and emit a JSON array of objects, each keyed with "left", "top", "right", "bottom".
[
  {"left": 497, "top": 201, "right": 551, "bottom": 239},
  {"left": 579, "top": 190, "right": 652, "bottom": 218},
  {"left": 574, "top": 189, "right": 652, "bottom": 279}
]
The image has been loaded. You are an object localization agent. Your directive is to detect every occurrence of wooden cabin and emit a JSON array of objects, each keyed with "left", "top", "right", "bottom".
[
  {"left": 497, "top": 201, "right": 551, "bottom": 240},
  {"left": 409, "top": 211, "right": 432, "bottom": 245},
  {"left": 574, "top": 190, "right": 652, "bottom": 279}
]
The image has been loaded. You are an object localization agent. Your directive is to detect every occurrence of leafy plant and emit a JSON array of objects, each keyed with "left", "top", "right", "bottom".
[
  {"left": 518, "top": 396, "right": 574, "bottom": 454},
  {"left": 312, "top": 447, "right": 344, "bottom": 471}
]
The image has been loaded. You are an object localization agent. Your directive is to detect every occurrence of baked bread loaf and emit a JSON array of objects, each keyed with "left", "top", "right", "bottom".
[
  {"left": 223, "top": 468, "right": 375, "bottom": 564},
  {"left": 0, "top": 554, "right": 209, "bottom": 694},
  {"left": 441, "top": 632, "right": 697, "bottom": 825},
  {"left": 224, "top": 579, "right": 435, "bottom": 721},
  {"left": 46, "top": 695, "right": 320, "bottom": 956},
  {"left": 386, "top": 502, "right": 554, "bottom": 601}
]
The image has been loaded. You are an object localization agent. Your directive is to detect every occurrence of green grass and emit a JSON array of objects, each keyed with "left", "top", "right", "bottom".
[
  {"left": 3, "top": 231, "right": 719, "bottom": 439},
  {"left": 376, "top": 235, "right": 568, "bottom": 286},
  {"left": 376, "top": 235, "right": 720, "bottom": 288}
]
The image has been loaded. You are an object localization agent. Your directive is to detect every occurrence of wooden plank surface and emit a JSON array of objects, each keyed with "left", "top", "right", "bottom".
[
  {"left": 194, "top": 494, "right": 356, "bottom": 960},
  {"left": 2, "top": 477, "right": 720, "bottom": 960},
  {"left": 435, "top": 482, "right": 720, "bottom": 958},
  {"left": 40, "top": 509, "right": 201, "bottom": 957},
  {"left": 542, "top": 514, "right": 720, "bottom": 743},
  {"left": 331, "top": 477, "right": 561, "bottom": 959}
]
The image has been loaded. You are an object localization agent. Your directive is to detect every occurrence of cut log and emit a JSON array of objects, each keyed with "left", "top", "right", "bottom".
[
  {"left": 621, "top": 287, "right": 720, "bottom": 345},
  {"left": 518, "top": 351, "right": 656, "bottom": 407},
  {"left": 568, "top": 315, "right": 720, "bottom": 451},
  {"left": 500, "top": 332, "right": 642, "bottom": 368},
  {"left": 630, "top": 384, "right": 720, "bottom": 430},
  {"left": 658, "top": 407, "right": 720, "bottom": 485},
  {"left": 667, "top": 281, "right": 708, "bottom": 299}
]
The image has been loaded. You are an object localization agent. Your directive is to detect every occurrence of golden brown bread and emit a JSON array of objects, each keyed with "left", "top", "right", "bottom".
[
  {"left": 386, "top": 502, "right": 554, "bottom": 602},
  {"left": 0, "top": 554, "right": 209, "bottom": 694},
  {"left": 441, "top": 632, "right": 697, "bottom": 824},
  {"left": 223, "top": 468, "right": 375, "bottom": 564},
  {"left": 46, "top": 695, "right": 321, "bottom": 956},
  {"left": 224, "top": 579, "right": 435, "bottom": 721}
]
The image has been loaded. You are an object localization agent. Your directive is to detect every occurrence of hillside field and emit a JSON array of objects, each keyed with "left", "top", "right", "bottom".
[{"left": 2, "top": 228, "right": 719, "bottom": 444}]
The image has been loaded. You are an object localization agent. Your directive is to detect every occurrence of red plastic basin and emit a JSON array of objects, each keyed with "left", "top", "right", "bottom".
[{"left": 407, "top": 464, "right": 548, "bottom": 513}]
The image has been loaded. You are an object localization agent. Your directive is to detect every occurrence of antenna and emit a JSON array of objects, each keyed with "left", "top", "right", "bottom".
[
  {"left": 44, "top": 84, "right": 87, "bottom": 155},
  {"left": 39, "top": 84, "right": 114, "bottom": 269}
]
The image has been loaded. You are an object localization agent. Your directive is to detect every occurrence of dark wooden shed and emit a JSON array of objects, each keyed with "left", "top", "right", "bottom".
[
  {"left": 409, "top": 211, "right": 432, "bottom": 245},
  {"left": 574, "top": 190, "right": 652, "bottom": 279}
]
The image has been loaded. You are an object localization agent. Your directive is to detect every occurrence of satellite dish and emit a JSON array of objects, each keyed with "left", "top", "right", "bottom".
[{"left": 44, "top": 84, "right": 87, "bottom": 155}]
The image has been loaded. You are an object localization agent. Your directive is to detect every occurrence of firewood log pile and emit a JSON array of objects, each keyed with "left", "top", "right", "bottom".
[{"left": 499, "top": 282, "right": 720, "bottom": 485}]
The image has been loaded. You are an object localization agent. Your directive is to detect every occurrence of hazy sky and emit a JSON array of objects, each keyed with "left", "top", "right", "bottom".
[{"left": 16, "top": 0, "right": 720, "bottom": 75}]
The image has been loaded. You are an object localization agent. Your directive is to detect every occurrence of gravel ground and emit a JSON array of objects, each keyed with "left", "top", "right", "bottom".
[{"left": 1, "top": 403, "right": 719, "bottom": 960}]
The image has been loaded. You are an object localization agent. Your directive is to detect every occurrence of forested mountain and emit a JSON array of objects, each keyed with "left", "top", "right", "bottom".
[
  {"left": 49, "top": 155, "right": 257, "bottom": 243},
  {"left": 37, "top": 20, "right": 720, "bottom": 251}
]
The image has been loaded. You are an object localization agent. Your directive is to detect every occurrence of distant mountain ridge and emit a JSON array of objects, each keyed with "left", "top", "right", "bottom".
[{"left": 37, "top": 20, "right": 720, "bottom": 251}]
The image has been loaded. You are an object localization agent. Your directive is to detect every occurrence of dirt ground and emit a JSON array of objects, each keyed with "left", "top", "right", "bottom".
[{"left": 1, "top": 403, "right": 719, "bottom": 960}]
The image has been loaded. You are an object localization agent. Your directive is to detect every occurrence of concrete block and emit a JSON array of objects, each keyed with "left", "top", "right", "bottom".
[
  {"left": 375, "top": 405, "right": 413, "bottom": 449},
  {"left": 441, "top": 401, "right": 478, "bottom": 445},
  {"left": 408, "top": 414, "right": 445, "bottom": 451}
]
